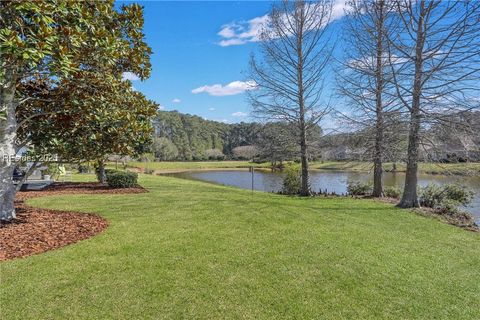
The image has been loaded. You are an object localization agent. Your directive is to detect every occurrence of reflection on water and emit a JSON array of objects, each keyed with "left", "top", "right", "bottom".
[{"left": 165, "top": 170, "right": 480, "bottom": 223}]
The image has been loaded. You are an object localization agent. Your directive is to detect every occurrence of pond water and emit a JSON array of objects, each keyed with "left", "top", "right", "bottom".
[{"left": 165, "top": 170, "right": 480, "bottom": 223}]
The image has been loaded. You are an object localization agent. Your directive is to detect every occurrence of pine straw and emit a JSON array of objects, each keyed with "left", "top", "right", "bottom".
[{"left": 0, "top": 183, "right": 147, "bottom": 261}]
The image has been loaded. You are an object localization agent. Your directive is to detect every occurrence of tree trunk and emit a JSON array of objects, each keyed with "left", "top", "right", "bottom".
[
  {"left": 299, "top": 127, "right": 310, "bottom": 196},
  {"left": 398, "top": 112, "right": 421, "bottom": 207},
  {"left": 297, "top": 7, "right": 310, "bottom": 197},
  {"left": 96, "top": 160, "right": 107, "bottom": 184},
  {"left": 372, "top": 147, "right": 383, "bottom": 197},
  {"left": 372, "top": 109, "right": 384, "bottom": 195},
  {"left": 398, "top": 0, "right": 425, "bottom": 208},
  {"left": 0, "top": 70, "right": 18, "bottom": 221},
  {"left": 372, "top": 0, "right": 386, "bottom": 198}
]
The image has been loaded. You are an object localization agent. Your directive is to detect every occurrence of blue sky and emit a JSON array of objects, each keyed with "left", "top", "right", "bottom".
[{"left": 120, "top": 1, "right": 346, "bottom": 124}]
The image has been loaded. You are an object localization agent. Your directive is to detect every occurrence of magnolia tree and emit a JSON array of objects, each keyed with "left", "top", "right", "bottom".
[
  {"left": 19, "top": 74, "right": 157, "bottom": 183},
  {"left": 0, "top": 1, "right": 152, "bottom": 220}
]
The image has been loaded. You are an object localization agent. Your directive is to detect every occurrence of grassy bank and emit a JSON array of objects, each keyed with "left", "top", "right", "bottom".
[
  {"left": 126, "top": 160, "right": 480, "bottom": 176},
  {"left": 127, "top": 160, "right": 270, "bottom": 172},
  {"left": 311, "top": 161, "right": 480, "bottom": 176},
  {"left": 2, "top": 175, "right": 479, "bottom": 319}
]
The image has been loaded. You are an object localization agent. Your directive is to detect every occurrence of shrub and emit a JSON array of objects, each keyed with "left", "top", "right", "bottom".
[
  {"left": 383, "top": 186, "right": 401, "bottom": 198},
  {"left": 419, "top": 183, "right": 474, "bottom": 208},
  {"left": 447, "top": 210, "right": 477, "bottom": 228},
  {"left": 434, "top": 199, "right": 461, "bottom": 215},
  {"left": 78, "top": 164, "right": 91, "bottom": 173},
  {"left": 442, "top": 184, "right": 474, "bottom": 206},
  {"left": 418, "top": 184, "right": 443, "bottom": 208},
  {"left": 106, "top": 170, "right": 138, "bottom": 188},
  {"left": 433, "top": 199, "right": 477, "bottom": 229},
  {"left": 281, "top": 164, "right": 301, "bottom": 195},
  {"left": 347, "top": 181, "right": 372, "bottom": 196}
]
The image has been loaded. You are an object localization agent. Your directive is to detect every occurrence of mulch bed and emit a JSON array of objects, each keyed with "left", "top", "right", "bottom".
[{"left": 0, "top": 182, "right": 147, "bottom": 261}]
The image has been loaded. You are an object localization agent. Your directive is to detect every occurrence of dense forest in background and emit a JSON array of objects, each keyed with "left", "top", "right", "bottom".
[
  {"left": 150, "top": 110, "right": 480, "bottom": 163},
  {"left": 152, "top": 111, "right": 261, "bottom": 161}
]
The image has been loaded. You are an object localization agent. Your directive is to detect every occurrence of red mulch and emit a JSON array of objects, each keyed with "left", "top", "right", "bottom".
[{"left": 0, "top": 182, "right": 147, "bottom": 261}]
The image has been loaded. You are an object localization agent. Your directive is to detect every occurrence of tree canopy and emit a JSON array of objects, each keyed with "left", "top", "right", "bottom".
[{"left": 1, "top": 0, "right": 154, "bottom": 219}]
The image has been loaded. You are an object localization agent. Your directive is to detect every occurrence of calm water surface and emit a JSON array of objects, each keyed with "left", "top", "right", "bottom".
[{"left": 165, "top": 170, "right": 480, "bottom": 223}]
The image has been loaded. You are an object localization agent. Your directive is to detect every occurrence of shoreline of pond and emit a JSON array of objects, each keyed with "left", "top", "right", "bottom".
[
  {"left": 161, "top": 169, "right": 480, "bottom": 224},
  {"left": 147, "top": 166, "right": 479, "bottom": 178}
]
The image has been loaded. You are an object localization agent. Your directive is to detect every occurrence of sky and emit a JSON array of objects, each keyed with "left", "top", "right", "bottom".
[{"left": 119, "top": 0, "right": 347, "bottom": 125}]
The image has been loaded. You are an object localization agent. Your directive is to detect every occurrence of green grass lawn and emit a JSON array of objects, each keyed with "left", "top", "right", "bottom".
[
  {"left": 311, "top": 161, "right": 480, "bottom": 176},
  {"left": 66, "top": 173, "right": 98, "bottom": 183},
  {"left": 2, "top": 175, "right": 479, "bottom": 319}
]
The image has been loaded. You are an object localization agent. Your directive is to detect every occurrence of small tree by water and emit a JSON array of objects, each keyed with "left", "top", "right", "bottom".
[{"left": 281, "top": 164, "right": 302, "bottom": 195}]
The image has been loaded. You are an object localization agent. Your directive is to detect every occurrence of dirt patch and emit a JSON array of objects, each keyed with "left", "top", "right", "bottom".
[{"left": 0, "top": 183, "right": 147, "bottom": 261}]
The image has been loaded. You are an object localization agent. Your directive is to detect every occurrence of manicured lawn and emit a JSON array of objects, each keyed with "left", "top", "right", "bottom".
[
  {"left": 2, "top": 175, "right": 479, "bottom": 319},
  {"left": 67, "top": 173, "right": 98, "bottom": 183},
  {"left": 311, "top": 161, "right": 480, "bottom": 176}
]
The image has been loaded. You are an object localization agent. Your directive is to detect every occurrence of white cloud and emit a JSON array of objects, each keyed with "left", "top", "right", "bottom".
[
  {"left": 219, "top": 38, "right": 248, "bottom": 47},
  {"left": 191, "top": 80, "right": 257, "bottom": 97},
  {"left": 232, "top": 111, "right": 248, "bottom": 117},
  {"left": 158, "top": 105, "right": 165, "bottom": 111},
  {"left": 218, "top": 26, "right": 236, "bottom": 38},
  {"left": 331, "top": 0, "right": 348, "bottom": 21},
  {"left": 209, "top": 118, "right": 231, "bottom": 123},
  {"left": 122, "top": 72, "right": 140, "bottom": 81},
  {"left": 347, "top": 54, "right": 409, "bottom": 70},
  {"left": 217, "top": 1, "right": 346, "bottom": 47},
  {"left": 172, "top": 98, "right": 181, "bottom": 103},
  {"left": 217, "top": 14, "right": 269, "bottom": 47},
  {"left": 208, "top": 107, "right": 216, "bottom": 111}
]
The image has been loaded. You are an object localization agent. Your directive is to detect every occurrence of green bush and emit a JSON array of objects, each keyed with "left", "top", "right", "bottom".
[
  {"left": 442, "top": 184, "right": 474, "bottom": 206},
  {"left": 281, "top": 164, "right": 301, "bottom": 195},
  {"left": 347, "top": 181, "right": 372, "bottom": 196},
  {"left": 104, "top": 169, "right": 117, "bottom": 178},
  {"left": 418, "top": 184, "right": 443, "bottom": 208},
  {"left": 419, "top": 183, "right": 474, "bottom": 208},
  {"left": 433, "top": 199, "right": 477, "bottom": 228},
  {"left": 106, "top": 170, "right": 138, "bottom": 188},
  {"left": 447, "top": 209, "right": 476, "bottom": 228},
  {"left": 418, "top": 184, "right": 476, "bottom": 228},
  {"left": 383, "top": 186, "right": 402, "bottom": 198},
  {"left": 77, "top": 164, "right": 91, "bottom": 173},
  {"left": 434, "top": 199, "right": 461, "bottom": 215}
]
